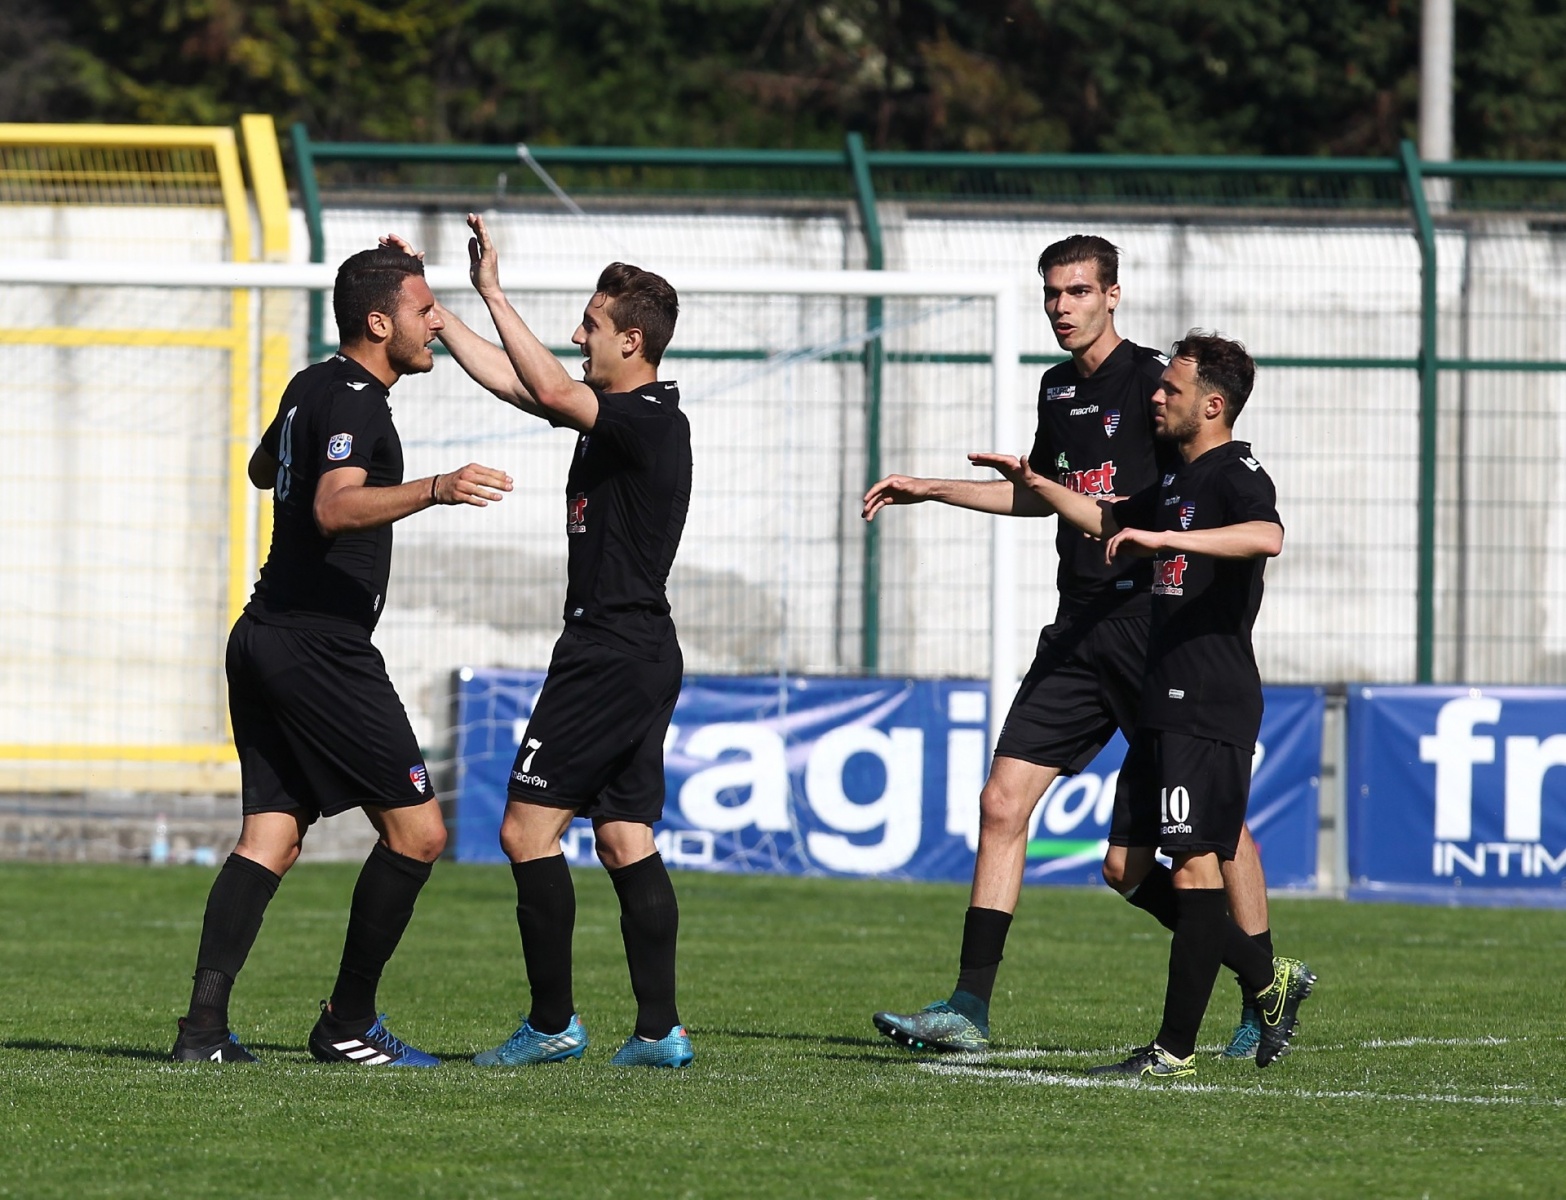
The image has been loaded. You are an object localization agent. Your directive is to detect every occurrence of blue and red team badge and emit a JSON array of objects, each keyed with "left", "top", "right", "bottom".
[
  {"left": 409, "top": 764, "right": 429, "bottom": 794},
  {"left": 1102, "top": 409, "right": 1120, "bottom": 437},
  {"left": 1179, "top": 502, "right": 1196, "bottom": 530}
]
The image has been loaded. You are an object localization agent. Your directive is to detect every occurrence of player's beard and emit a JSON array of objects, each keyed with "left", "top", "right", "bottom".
[{"left": 387, "top": 323, "right": 435, "bottom": 376}]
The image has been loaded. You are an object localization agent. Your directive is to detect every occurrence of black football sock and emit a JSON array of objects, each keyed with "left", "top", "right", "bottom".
[
  {"left": 186, "top": 853, "right": 282, "bottom": 1032},
  {"left": 1238, "top": 928, "right": 1275, "bottom": 995},
  {"left": 609, "top": 853, "right": 681, "bottom": 1040},
  {"left": 951, "top": 907, "right": 1012, "bottom": 1026},
  {"left": 1154, "top": 887, "right": 1229, "bottom": 1060},
  {"left": 1124, "top": 863, "right": 1179, "bottom": 931},
  {"left": 512, "top": 855, "right": 577, "bottom": 1035},
  {"left": 328, "top": 842, "right": 433, "bottom": 1026},
  {"left": 1128, "top": 864, "right": 1274, "bottom": 990}
]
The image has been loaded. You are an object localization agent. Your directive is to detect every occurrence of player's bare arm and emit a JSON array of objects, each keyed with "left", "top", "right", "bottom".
[
  {"left": 378, "top": 233, "right": 547, "bottom": 416},
  {"left": 313, "top": 462, "right": 513, "bottom": 537},
  {"left": 466, "top": 213, "right": 600, "bottom": 432},
  {"left": 1105, "top": 520, "right": 1284, "bottom": 564},
  {"left": 862, "top": 473, "right": 1051, "bottom": 521},
  {"left": 968, "top": 451, "right": 1114, "bottom": 536}
]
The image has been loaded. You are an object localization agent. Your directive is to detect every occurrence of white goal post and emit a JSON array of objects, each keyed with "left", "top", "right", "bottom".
[{"left": 0, "top": 260, "right": 1022, "bottom": 751}]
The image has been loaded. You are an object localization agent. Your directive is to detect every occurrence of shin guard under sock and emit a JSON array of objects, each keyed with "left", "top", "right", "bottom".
[
  {"left": 187, "top": 853, "right": 282, "bottom": 1031},
  {"left": 329, "top": 842, "right": 433, "bottom": 1025},
  {"left": 608, "top": 853, "right": 681, "bottom": 1039},
  {"left": 1155, "top": 887, "right": 1228, "bottom": 1060},
  {"left": 512, "top": 855, "right": 577, "bottom": 1035},
  {"left": 951, "top": 907, "right": 1012, "bottom": 1025}
]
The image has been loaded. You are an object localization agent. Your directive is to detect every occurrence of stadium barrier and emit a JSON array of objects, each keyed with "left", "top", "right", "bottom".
[
  {"left": 1348, "top": 686, "right": 1566, "bottom": 908},
  {"left": 453, "top": 670, "right": 1325, "bottom": 890}
]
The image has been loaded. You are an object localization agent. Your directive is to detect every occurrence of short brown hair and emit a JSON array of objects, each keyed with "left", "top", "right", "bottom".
[
  {"left": 595, "top": 263, "right": 679, "bottom": 365},
  {"left": 1037, "top": 235, "right": 1120, "bottom": 287},
  {"left": 1170, "top": 330, "right": 1256, "bottom": 425}
]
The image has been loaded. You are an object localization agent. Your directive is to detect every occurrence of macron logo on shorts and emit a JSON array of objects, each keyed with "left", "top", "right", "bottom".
[
  {"left": 327, "top": 433, "right": 353, "bottom": 461},
  {"left": 409, "top": 764, "right": 428, "bottom": 794}
]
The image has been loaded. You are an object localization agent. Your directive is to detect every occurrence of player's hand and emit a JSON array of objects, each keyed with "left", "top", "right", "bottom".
[
  {"left": 1105, "top": 526, "right": 1162, "bottom": 562},
  {"left": 466, "top": 213, "right": 502, "bottom": 298},
  {"left": 379, "top": 233, "right": 424, "bottom": 260},
  {"left": 435, "top": 463, "right": 514, "bottom": 507},
  {"left": 862, "top": 474, "right": 934, "bottom": 520}
]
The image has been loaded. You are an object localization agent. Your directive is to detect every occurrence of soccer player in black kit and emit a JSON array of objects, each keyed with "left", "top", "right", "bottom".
[
  {"left": 976, "top": 332, "right": 1315, "bottom": 1077},
  {"left": 414, "top": 215, "right": 694, "bottom": 1068},
  {"left": 170, "top": 247, "right": 513, "bottom": 1065},
  {"left": 864, "top": 237, "right": 1276, "bottom": 1057}
]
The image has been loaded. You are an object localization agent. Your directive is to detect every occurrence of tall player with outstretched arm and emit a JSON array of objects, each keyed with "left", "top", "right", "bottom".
[
  {"left": 973, "top": 332, "right": 1315, "bottom": 1077},
  {"left": 863, "top": 237, "right": 1277, "bottom": 1058}
]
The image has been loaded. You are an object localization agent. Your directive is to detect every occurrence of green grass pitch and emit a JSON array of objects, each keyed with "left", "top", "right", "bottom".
[{"left": 1, "top": 862, "right": 1562, "bottom": 1198}]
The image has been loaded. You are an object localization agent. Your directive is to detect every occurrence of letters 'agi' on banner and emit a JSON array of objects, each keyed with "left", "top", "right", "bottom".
[{"left": 454, "top": 671, "right": 1322, "bottom": 888}]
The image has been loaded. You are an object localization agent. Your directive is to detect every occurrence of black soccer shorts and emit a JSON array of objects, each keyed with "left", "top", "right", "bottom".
[
  {"left": 993, "top": 612, "right": 1148, "bottom": 773},
  {"left": 227, "top": 614, "right": 433, "bottom": 821},
  {"left": 507, "top": 629, "right": 683, "bottom": 824},
  {"left": 1108, "top": 727, "right": 1253, "bottom": 859}
]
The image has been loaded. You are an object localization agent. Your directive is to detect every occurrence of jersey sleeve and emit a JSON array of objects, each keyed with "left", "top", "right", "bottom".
[
  {"left": 318, "top": 390, "right": 389, "bottom": 475},
  {"left": 589, "top": 390, "right": 670, "bottom": 468},
  {"left": 1027, "top": 377, "right": 1054, "bottom": 471},
  {"left": 1219, "top": 457, "right": 1283, "bottom": 528},
  {"left": 1110, "top": 482, "right": 1160, "bottom": 530}
]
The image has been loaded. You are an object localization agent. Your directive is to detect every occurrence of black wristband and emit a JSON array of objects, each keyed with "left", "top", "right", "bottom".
[{"left": 430, "top": 474, "right": 439, "bottom": 504}]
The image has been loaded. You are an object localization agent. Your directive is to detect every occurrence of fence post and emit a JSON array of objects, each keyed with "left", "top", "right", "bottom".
[
  {"left": 845, "top": 132, "right": 885, "bottom": 673},
  {"left": 290, "top": 122, "right": 329, "bottom": 361},
  {"left": 1399, "top": 138, "right": 1438, "bottom": 683}
]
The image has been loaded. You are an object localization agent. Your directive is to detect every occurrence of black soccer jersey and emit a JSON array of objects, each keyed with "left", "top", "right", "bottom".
[
  {"left": 561, "top": 381, "right": 691, "bottom": 661},
  {"left": 1111, "top": 440, "right": 1281, "bottom": 749},
  {"left": 1029, "top": 340, "right": 1175, "bottom": 619},
  {"left": 246, "top": 353, "right": 402, "bottom": 634}
]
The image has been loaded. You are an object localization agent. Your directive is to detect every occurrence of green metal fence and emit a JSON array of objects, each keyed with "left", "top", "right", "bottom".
[{"left": 288, "top": 126, "right": 1566, "bottom": 686}]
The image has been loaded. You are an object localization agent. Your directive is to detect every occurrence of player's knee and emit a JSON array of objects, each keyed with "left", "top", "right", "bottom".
[
  {"left": 1101, "top": 857, "right": 1128, "bottom": 892},
  {"left": 977, "top": 780, "right": 1031, "bottom": 840}
]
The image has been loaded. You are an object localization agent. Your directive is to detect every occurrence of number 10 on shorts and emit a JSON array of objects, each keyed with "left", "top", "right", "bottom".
[{"left": 1161, "top": 786, "right": 1191, "bottom": 825}]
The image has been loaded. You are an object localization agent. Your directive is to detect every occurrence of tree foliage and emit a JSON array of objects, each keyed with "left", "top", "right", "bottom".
[{"left": 4, "top": 0, "right": 1563, "bottom": 159}]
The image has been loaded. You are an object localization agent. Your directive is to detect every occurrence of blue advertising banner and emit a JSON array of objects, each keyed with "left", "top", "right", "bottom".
[
  {"left": 1347, "top": 686, "right": 1566, "bottom": 907},
  {"left": 455, "top": 670, "right": 1323, "bottom": 889}
]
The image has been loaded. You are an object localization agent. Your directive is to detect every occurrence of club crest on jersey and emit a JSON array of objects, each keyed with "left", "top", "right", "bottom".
[
  {"left": 568, "top": 493, "right": 588, "bottom": 534},
  {"left": 327, "top": 433, "right": 353, "bottom": 461},
  {"left": 409, "top": 764, "right": 428, "bottom": 794},
  {"left": 1103, "top": 409, "right": 1121, "bottom": 437},
  {"left": 1179, "top": 502, "right": 1196, "bottom": 529},
  {"left": 1046, "top": 385, "right": 1077, "bottom": 401}
]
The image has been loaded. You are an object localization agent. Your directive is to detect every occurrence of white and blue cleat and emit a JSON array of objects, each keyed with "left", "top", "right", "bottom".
[{"left": 473, "top": 1014, "right": 589, "bottom": 1066}]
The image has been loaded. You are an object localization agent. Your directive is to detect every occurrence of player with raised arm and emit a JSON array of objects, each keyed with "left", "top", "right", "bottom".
[
  {"left": 863, "top": 236, "right": 1276, "bottom": 1058},
  {"left": 397, "top": 217, "right": 693, "bottom": 1068},
  {"left": 972, "top": 332, "right": 1314, "bottom": 1077},
  {"left": 171, "top": 247, "right": 513, "bottom": 1066}
]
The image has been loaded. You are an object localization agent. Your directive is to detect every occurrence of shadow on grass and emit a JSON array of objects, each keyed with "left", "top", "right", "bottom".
[
  {"left": 711, "top": 1028, "right": 880, "bottom": 1048},
  {"left": 0, "top": 1038, "right": 303, "bottom": 1061}
]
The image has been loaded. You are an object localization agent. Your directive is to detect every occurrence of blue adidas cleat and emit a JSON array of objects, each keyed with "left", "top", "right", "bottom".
[
  {"left": 610, "top": 1025, "right": 694, "bottom": 1068},
  {"left": 473, "top": 1014, "right": 589, "bottom": 1066},
  {"left": 308, "top": 1008, "right": 439, "bottom": 1067}
]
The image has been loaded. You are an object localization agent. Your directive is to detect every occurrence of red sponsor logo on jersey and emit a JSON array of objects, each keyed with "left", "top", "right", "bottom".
[
  {"left": 568, "top": 493, "right": 587, "bottom": 534},
  {"left": 1062, "top": 460, "right": 1117, "bottom": 495},
  {"left": 1154, "top": 554, "right": 1188, "bottom": 595}
]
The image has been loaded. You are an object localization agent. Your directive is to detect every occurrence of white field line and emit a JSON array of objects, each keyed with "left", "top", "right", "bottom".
[
  {"left": 915, "top": 1061, "right": 1566, "bottom": 1107},
  {"left": 940, "top": 1035, "right": 1521, "bottom": 1064}
]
